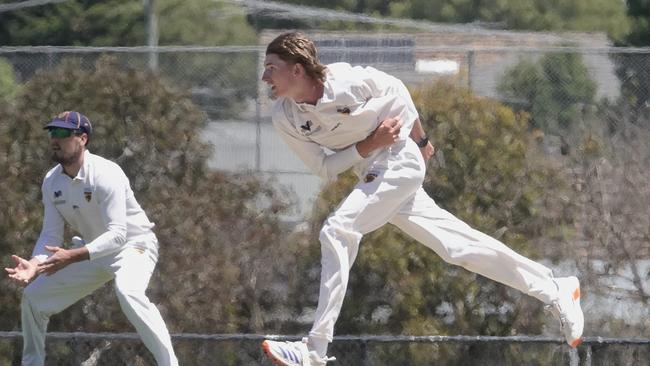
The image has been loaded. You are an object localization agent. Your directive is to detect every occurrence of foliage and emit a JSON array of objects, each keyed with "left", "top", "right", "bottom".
[
  {"left": 625, "top": 0, "right": 650, "bottom": 46},
  {"left": 0, "top": 0, "right": 144, "bottom": 46},
  {"left": 0, "top": 0, "right": 259, "bottom": 120},
  {"left": 498, "top": 52, "right": 597, "bottom": 134},
  {"left": 0, "top": 56, "right": 295, "bottom": 363},
  {"left": 278, "top": 0, "right": 630, "bottom": 41},
  {"left": 157, "top": 0, "right": 256, "bottom": 46},
  {"left": 285, "top": 82, "right": 572, "bottom": 363},
  {"left": 564, "top": 99, "right": 650, "bottom": 336},
  {"left": 0, "top": 58, "right": 21, "bottom": 105},
  {"left": 608, "top": 2, "right": 650, "bottom": 132},
  {"left": 0, "top": 0, "right": 256, "bottom": 46}
]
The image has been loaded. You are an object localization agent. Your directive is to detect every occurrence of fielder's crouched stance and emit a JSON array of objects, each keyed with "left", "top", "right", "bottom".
[
  {"left": 5, "top": 111, "right": 178, "bottom": 366},
  {"left": 260, "top": 33, "right": 584, "bottom": 366}
]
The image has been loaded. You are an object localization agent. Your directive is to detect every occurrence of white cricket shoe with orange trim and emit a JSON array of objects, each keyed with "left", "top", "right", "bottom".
[
  {"left": 548, "top": 276, "right": 584, "bottom": 348},
  {"left": 262, "top": 338, "right": 334, "bottom": 366}
]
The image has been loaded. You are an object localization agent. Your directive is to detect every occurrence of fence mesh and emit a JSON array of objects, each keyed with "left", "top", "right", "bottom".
[
  {"left": 2, "top": 40, "right": 650, "bottom": 364},
  {"left": 3, "top": 41, "right": 647, "bottom": 218},
  {"left": 1, "top": 331, "right": 649, "bottom": 365}
]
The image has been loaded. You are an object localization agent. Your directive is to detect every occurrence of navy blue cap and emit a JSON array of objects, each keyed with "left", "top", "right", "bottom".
[{"left": 44, "top": 111, "right": 92, "bottom": 135}]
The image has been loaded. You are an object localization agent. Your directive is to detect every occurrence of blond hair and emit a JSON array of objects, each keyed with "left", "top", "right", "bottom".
[{"left": 266, "top": 32, "right": 327, "bottom": 83}]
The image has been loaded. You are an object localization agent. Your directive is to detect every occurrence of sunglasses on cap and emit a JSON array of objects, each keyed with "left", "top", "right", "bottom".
[{"left": 48, "top": 127, "right": 83, "bottom": 138}]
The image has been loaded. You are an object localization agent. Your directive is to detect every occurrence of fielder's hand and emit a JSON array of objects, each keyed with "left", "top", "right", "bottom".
[
  {"left": 37, "top": 246, "right": 89, "bottom": 276},
  {"left": 5, "top": 255, "right": 38, "bottom": 285}
]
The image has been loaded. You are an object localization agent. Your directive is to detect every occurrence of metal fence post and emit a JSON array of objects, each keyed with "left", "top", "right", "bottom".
[
  {"left": 569, "top": 346, "right": 580, "bottom": 366},
  {"left": 467, "top": 50, "right": 475, "bottom": 90},
  {"left": 583, "top": 345, "right": 592, "bottom": 366},
  {"left": 144, "top": 0, "right": 158, "bottom": 71},
  {"left": 361, "top": 339, "right": 369, "bottom": 366}
]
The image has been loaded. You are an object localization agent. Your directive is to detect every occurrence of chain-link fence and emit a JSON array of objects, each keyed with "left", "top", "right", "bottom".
[
  {"left": 1, "top": 331, "right": 649, "bottom": 365},
  {"left": 2, "top": 40, "right": 650, "bottom": 364},
  {"left": 2, "top": 40, "right": 648, "bottom": 218}
]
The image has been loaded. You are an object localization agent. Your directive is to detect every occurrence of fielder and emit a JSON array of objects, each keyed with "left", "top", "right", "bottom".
[
  {"left": 4, "top": 111, "right": 178, "bottom": 365},
  {"left": 260, "top": 32, "right": 584, "bottom": 366}
]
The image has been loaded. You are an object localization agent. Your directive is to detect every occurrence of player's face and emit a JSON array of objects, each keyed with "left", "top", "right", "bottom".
[
  {"left": 262, "top": 53, "right": 298, "bottom": 98},
  {"left": 49, "top": 128, "right": 86, "bottom": 165}
]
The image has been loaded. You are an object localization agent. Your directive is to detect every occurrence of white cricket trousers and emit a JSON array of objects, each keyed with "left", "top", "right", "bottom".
[
  {"left": 21, "top": 238, "right": 178, "bottom": 366},
  {"left": 308, "top": 139, "right": 560, "bottom": 343}
]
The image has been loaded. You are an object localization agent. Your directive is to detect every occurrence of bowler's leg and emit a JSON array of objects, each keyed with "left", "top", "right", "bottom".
[
  {"left": 310, "top": 144, "right": 425, "bottom": 347},
  {"left": 390, "top": 188, "right": 558, "bottom": 303},
  {"left": 390, "top": 188, "right": 584, "bottom": 346}
]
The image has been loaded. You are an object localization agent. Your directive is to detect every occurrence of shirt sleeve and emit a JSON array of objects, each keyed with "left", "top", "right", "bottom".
[
  {"left": 84, "top": 167, "right": 128, "bottom": 260},
  {"left": 353, "top": 65, "right": 420, "bottom": 135},
  {"left": 32, "top": 178, "right": 65, "bottom": 263},
  {"left": 273, "top": 104, "right": 364, "bottom": 180}
]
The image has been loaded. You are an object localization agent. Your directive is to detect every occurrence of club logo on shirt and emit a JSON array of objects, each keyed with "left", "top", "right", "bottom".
[
  {"left": 300, "top": 120, "right": 312, "bottom": 132},
  {"left": 53, "top": 190, "right": 65, "bottom": 204},
  {"left": 336, "top": 106, "right": 351, "bottom": 115},
  {"left": 84, "top": 187, "right": 92, "bottom": 202},
  {"left": 299, "top": 120, "right": 320, "bottom": 136}
]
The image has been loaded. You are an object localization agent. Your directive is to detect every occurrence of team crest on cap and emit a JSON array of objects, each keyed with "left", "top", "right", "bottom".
[{"left": 84, "top": 187, "right": 92, "bottom": 202}]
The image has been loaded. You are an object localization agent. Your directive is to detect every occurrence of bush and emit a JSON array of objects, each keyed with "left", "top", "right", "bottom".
[{"left": 0, "top": 55, "right": 295, "bottom": 363}]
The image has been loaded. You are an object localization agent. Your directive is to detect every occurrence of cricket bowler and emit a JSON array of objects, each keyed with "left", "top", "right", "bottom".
[{"left": 260, "top": 32, "right": 584, "bottom": 366}]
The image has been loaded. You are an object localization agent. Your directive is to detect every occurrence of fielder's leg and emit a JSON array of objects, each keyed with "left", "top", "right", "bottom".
[
  {"left": 21, "top": 259, "right": 112, "bottom": 366},
  {"left": 111, "top": 244, "right": 178, "bottom": 366}
]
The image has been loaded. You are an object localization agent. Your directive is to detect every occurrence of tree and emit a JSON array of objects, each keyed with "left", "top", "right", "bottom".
[
  {"left": 498, "top": 52, "right": 597, "bottom": 134},
  {"left": 0, "top": 0, "right": 144, "bottom": 46},
  {"left": 624, "top": 0, "right": 650, "bottom": 46},
  {"left": 470, "top": 0, "right": 629, "bottom": 41},
  {"left": 0, "top": 0, "right": 260, "bottom": 121},
  {"left": 0, "top": 56, "right": 295, "bottom": 364},
  {"left": 562, "top": 97, "right": 650, "bottom": 340},
  {"left": 277, "top": 0, "right": 630, "bottom": 41},
  {"left": 0, "top": 0, "right": 256, "bottom": 46},
  {"left": 606, "top": 1, "right": 650, "bottom": 132},
  {"left": 0, "top": 58, "right": 21, "bottom": 105}
]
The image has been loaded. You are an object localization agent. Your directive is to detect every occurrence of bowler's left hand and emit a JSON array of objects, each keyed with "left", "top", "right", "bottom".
[{"left": 420, "top": 141, "right": 435, "bottom": 162}]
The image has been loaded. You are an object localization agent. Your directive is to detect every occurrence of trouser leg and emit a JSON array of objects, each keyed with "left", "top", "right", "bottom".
[
  {"left": 111, "top": 246, "right": 178, "bottom": 366},
  {"left": 310, "top": 141, "right": 425, "bottom": 342},
  {"left": 390, "top": 188, "right": 559, "bottom": 303},
  {"left": 20, "top": 295, "right": 48, "bottom": 366},
  {"left": 21, "top": 260, "right": 111, "bottom": 366}
]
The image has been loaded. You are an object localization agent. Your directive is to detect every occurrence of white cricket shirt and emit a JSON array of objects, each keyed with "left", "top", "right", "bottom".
[
  {"left": 34, "top": 150, "right": 155, "bottom": 261},
  {"left": 272, "top": 62, "right": 419, "bottom": 180}
]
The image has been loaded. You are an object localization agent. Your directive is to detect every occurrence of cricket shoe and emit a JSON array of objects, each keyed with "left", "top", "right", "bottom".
[
  {"left": 262, "top": 338, "right": 335, "bottom": 366},
  {"left": 547, "top": 276, "right": 584, "bottom": 348}
]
